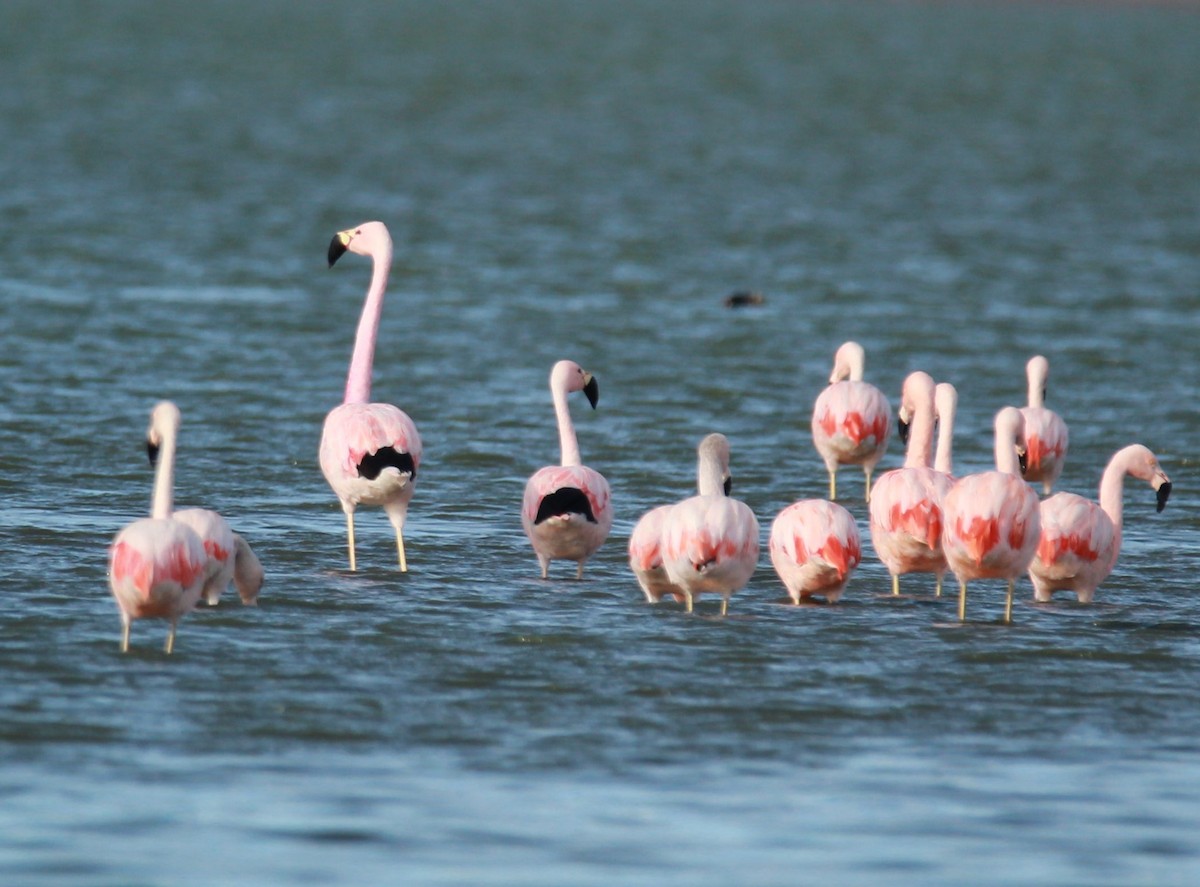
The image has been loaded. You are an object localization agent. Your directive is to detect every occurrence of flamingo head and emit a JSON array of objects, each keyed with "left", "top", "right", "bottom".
[
  {"left": 551, "top": 360, "right": 599, "bottom": 409},
  {"left": 829, "top": 341, "right": 866, "bottom": 384},
  {"left": 145, "top": 401, "right": 181, "bottom": 466},
  {"left": 328, "top": 221, "right": 392, "bottom": 267},
  {"left": 1122, "top": 445, "right": 1173, "bottom": 513}
]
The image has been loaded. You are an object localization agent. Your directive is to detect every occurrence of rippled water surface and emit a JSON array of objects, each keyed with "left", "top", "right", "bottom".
[{"left": 2, "top": 1, "right": 1199, "bottom": 884}]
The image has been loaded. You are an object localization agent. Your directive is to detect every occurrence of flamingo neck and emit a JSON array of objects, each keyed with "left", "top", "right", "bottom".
[
  {"left": 343, "top": 243, "right": 392, "bottom": 404},
  {"left": 1026, "top": 369, "right": 1044, "bottom": 409},
  {"left": 696, "top": 452, "right": 724, "bottom": 496},
  {"left": 1098, "top": 451, "right": 1133, "bottom": 540},
  {"left": 553, "top": 383, "right": 582, "bottom": 467},
  {"left": 150, "top": 434, "right": 177, "bottom": 520},
  {"left": 994, "top": 427, "right": 1022, "bottom": 476},
  {"left": 935, "top": 411, "right": 954, "bottom": 475},
  {"left": 904, "top": 403, "right": 936, "bottom": 470}
]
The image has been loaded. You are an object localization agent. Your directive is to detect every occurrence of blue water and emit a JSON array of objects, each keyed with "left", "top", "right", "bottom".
[{"left": 2, "top": 1, "right": 1199, "bottom": 884}]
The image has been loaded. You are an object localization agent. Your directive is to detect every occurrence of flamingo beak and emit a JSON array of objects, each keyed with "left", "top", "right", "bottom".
[
  {"left": 582, "top": 374, "right": 599, "bottom": 409},
  {"left": 327, "top": 229, "right": 353, "bottom": 267},
  {"left": 147, "top": 440, "right": 160, "bottom": 467},
  {"left": 898, "top": 417, "right": 911, "bottom": 445},
  {"left": 1156, "top": 480, "right": 1172, "bottom": 513},
  {"left": 723, "top": 475, "right": 732, "bottom": 496},
  {"left": 1017, "top": 447, "right": 1028, "bottom": 475}
]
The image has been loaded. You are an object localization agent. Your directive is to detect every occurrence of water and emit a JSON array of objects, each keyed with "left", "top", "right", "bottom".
[{"left": 2, "top": 0, "right": 1199, "bottom": 883}]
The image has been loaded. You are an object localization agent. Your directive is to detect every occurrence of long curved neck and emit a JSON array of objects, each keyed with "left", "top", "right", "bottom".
[
  {"left": 1027, "top": 369, "right": 1044, "bottom": 409},
  {"left": 697, "top": 452, "right": 724, "bottom": 496},
  {"left": 553, "top": 384, "right": 582, "bottom": 467},
  {"left": 935, "top": 409, "right": 954, "bottom": 475},
  {"left": 343, "top": 244, "right": 392, "bottom": 404},
  {"left": 1098, "top": 453, "right": 1132, "bottom": 539},
  {"left": 994, "top": 425, "right": 1022, "bottom": 476},
  {"left": 151, "top": 433, "right": 177, "bottom": 520},
  {"left": 905, "top": 403, "right": 935, "bottom": 470}
]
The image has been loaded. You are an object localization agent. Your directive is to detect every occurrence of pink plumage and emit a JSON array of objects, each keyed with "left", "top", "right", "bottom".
[
  {"left": 1019, "top": 355, "right": 1069, "bottom": 495},
  {"left": 1029, "top": 444, "right": 1170, "bottom": 603},
  {"left": 942, "top": 407, "right": 1042, "bottom": 623},
  {"left": 628, "top": 504, "right": 684, "bottom": 603},
  {"left": 319, "top": 221, "right": 422, "bottom": 572},
  {"left": 108, "top": 401, "right": 208, "bottom": 653},
  {"left": 172, "top": 508, "right": 264, "bottom": 606},
  {"left": 769, "top": 499, "right": 861, "bottom": 604},
  {"left": 522, "top": 360, "right": 612, "bottom": 579},
  {"left": 811, "top": 341, "right": 893, "bottom": 503},
  {"left": 659, "top": 434, "right": 759, "bottom": 614}
]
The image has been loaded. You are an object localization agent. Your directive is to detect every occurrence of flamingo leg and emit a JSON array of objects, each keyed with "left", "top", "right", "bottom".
[
  {"left": 165, "top": 622, "right": 177, "bottom": 655},
  {"left": 575, "top": 561, "right": 584, "bottom": 580},
  {"left": 891, "top": 574, "right": 900, "bottom": 597},
  {"left": 1004, "top": 580, "right": 1014, "bottom": 624},
  {"left": 120, "top": 619, "right": 131, "bottom": 654},
  {"left": 720, "top": 597, "right": 729, "bottom": 617},
  {"left": 345, "top": 511, "right": 357, "bottom": 572},
  {"left": 958, "top": 581, "right": 968, "bottom": 622},
  {"left": 828, "top": 471, "right": 837, "bottom": 500},
  {"left": 396, "top": 528, "right": 407, "bottom": 573},
  {"left": 864, "top": 468, "right": 873, "bottom": 504},
  {"left": 935, "top": 574, "right": 943, "bottom": 597},
  {"left": 684, "top": 591, "right": 694, "bottom": 614}
]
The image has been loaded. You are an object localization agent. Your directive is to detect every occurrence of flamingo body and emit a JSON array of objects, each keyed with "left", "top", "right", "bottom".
[
  {"left": 173, "top": 508, "right": 265, "bottom": 606},
  {"left": 628, "top": 504, "right": 684, "bottom": 603},
  {"left": 1029, "top": 444, "right": 1170, "bottom": 603},
  {"left": 769, "top": 499, "right": 860, "bottom": 604},
  {"left": 811, "top": 342, "right": 892, "bottom": 502},
  {"left": 320, "top": 221, "right": 422, "bottom": 572}
]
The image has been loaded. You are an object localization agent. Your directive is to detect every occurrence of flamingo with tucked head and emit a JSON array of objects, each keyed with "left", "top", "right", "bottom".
[
  {"left": 1029, "top": 445, "right": 1170, "bottom": 603},
  {"left": 522, "top": 360, "right": 612, "bottom": 579},
  {"left": 941, "top": 407, "right": 1042, "bottom": 623},
  {"left": 171, "top": 508, "right": 264, "bottom": 606},
  {"left": 319, "top": 221, "right": 423, "bottom": 572},
  {"left": 1020, "top": 355, "right": 1069, "bottom": 494},
  {"left": 769, "top": 498, "right": 861, "bottom": 605},
  {"left": 108, "top": 402, "right": 208, "bottom": 653},
  {"left": 629, "top": 504, "right": 685, "bottom": 604},
  {"left": 659, "top": 434, "right": 760, "bottom": 614},
  {"left": 869, "top": 372, "right": 953, "bottom": 597},
  {"left": 811, "top": 341, "right": 892, "bottom": 503}
]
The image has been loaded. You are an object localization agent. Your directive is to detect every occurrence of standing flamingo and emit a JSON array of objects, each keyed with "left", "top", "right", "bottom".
[
  {"left": 1020, "top": 355, "right": 1069, "bottom": 494},
  {"left": 660, "top": 434, "right": 760, "bottom": 614},
  {"left": 522, "top": 360, "right": 612, "bottom": 579},
  {"left": 769, "top": 499, "right": 861, "bottom": 604},
  {"left": 108, "top": 402, "right": 208, "bottom": 653},
  {"left": 319, "top": 221, "right": 422, "bottom": 572},
  {"left": 629, "top": 504, "right": 685, "bottom": 604},
  {"left": 934, "top": 382, "right": 958, "bottom": 478},
  {"left": 869, "top": 372, "right": 953, "bottom": 597},
  {"left": 171, "top": 508, "right": 265, "bottom": 606},
  {"left": 942, "top": 407, "right": 1042, "bottom": 623},
  {"left": 1029, "top": 445, "right": 1171, "bottom": 603},
  {"left": 811, "top": 341, "right": 892, "bottom": 502}
]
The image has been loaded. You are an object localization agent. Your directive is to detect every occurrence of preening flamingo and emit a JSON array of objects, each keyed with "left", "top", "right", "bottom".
[
  {"left": 108, "top": 401, "right": 208, "bottom": 653},
  {"left": 941, "top": 407, "right": 1041, "bottom": 623},
  {"left": 660, "top": 434, "right": 760, "bottom": 614},
  {"left": 522, "top": 360, "right": 612, "bottom": 579},
  {"left": 171, "top": 508, "right": 264, "bottom": 606},
  {"left": 1029, "top": 444, "right": 1171, "bottom": 603},
  {"left": 869, "top": 372, "right": 953, "bottom": 596},
  {"left": 769, "top": 499, "right": 861, "bottom": 604},
  {"left": 811, "top": 341, "right": 892, "bottom": 502},
  {"left": 1019, "top": 355, "right": 1069, "bottom": 494},
  {"left": 629, "top": 504, "right": 685, "bottom": 604},
  {"left": 934, "top": 382, "right": 958, "bottom": 478},
  {"left": 319, "top": 221, "right": 423, "bottom": 572}
]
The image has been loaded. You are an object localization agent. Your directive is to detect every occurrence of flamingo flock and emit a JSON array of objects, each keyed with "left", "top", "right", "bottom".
[{"left": 106, "top": 220, "right": 1176, "bottom": 651}]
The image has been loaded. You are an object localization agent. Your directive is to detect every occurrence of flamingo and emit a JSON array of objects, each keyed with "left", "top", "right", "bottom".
[
  {"left": 629, "top": 504, "right": 685, "bottom": 604},
  {"left": 769, "top": 499, "right": 861, "bottom": 604},
  {"left": 811, "top": 341, "right": 892, "bottom": 502},
  {"left": 869, "top": 372, "right": 954, "bottom": 597},
  {"left": 659, "top": 433, "right": 760, "bottom": 614},
  {"left": 934, "top": 382, "right": 958, "bottom": 477},
  {"left": 171, "top": 508, "right": 265, "bottom": 606},
  {"left": 522, "top": 360, "right": 612, "bottom": 579},
  {"left": 942, "top": 407, "right": 1041, "bottom": 623},
  {"left": 319, "top": 221, "right": 423, "bottom": 572},
  {"left": 108, "top": 401, "right": 208, "bottom": 653},
  {"left": 1020, "top": 355, "right": 1069, "bottom": 494},
  {"left": 1029, "top": 445, "right": 1171, "bottom": 603}
]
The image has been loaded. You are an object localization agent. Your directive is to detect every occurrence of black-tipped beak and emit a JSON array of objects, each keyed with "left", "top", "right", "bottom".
[
  {"left": 147, "top": 441, "right": 160, "bottom": 467},
  {"left": 1018, "top": 449, "right": 1028, "bottom": 476},
  {"left": 1156, "top": 481, "right": 1172, "bottom": 513},
  {"left": 898, "top": 417, "right": 911, "bottom": 446},
  {"left": 583, "top": 375, "right": 599, "bottom": 409},
  {"left": 327, "top": 233, "right": 349, "bottom": 267},
  {"left": 723, "top": 476, "right": 732, "bottom": 497}
]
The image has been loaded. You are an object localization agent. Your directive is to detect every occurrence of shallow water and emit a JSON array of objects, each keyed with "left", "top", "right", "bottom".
[{"left": 2, "top": 1, "right": 1199, "bottom": 883}]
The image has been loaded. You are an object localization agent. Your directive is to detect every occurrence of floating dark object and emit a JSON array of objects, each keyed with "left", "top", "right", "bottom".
[{"left": 723, "top": 291, "right": 765, "bottom": 308}]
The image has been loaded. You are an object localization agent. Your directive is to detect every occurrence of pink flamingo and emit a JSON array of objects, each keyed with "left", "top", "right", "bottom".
[
  {"left": 769, "top": 499, "right": 861, "bottom": 604},
  {"left": 108, "top": 402, "right": 209, "bottom": 653},
  {"left": 320, "top": 221, "right": 422, "bottom": 572},
  {"left": 1020, "top": 355, "right": 1069, "bottom": 494},
  {"left": 171, "top": 508, "right": 264, "bottom": 606},
  {"left": 522, "top": 360, "right": 612, "bottom": 579},
  {"left": 811, "top": 341, "right": 892, "bottom": 502},
  {"left": 629, "top": 504, "right": 685, "bottom": 604},
  {"left": 942, "top": 407, "right": 1042, "bottom": 623},
  {"left": 1029, "top": 444, "right": 1171, "bottom": 603},
  {"left": 660, "top": 434, "right": 760, "bottom": 614},
  {"left": 869, "top": 372, "right": 953, "bottom": 597},
  {"left": 934, "top": 382, "right": 958, "bottom": 478}
]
